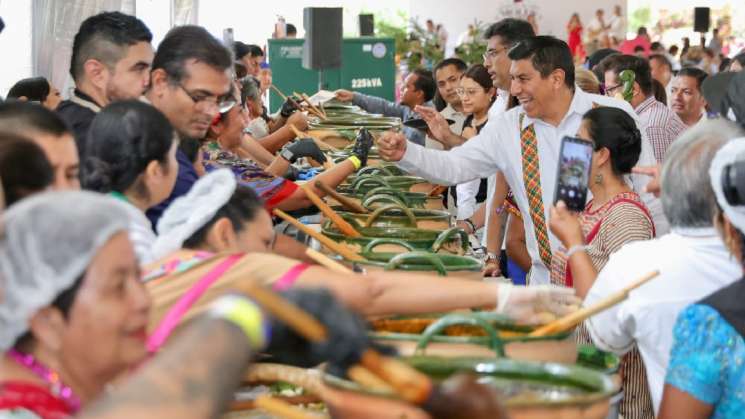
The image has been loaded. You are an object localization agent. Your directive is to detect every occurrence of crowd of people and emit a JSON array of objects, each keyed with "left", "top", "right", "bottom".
[{"left": 0, "top": 6, "right": 744, "bottom": 419}]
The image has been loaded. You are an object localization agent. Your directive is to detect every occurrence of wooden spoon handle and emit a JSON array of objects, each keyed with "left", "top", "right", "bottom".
[
  {"left": 305, "top": 248, "right": 353, "bottom": 274},
  {"left": 273, "top": 209, "right": 364, "bottom": 262},
  {"left": 300, "top": 185, "right": 361, "bottom": 238},
  {"left": 529, "top": 270, "right": 660, "bottom": 337},
  {"left": 316, "top": 181, "right": 369, "bottom": 214},
  {"left": 359, "top": 349, "right": 433, "bottom": 405}
]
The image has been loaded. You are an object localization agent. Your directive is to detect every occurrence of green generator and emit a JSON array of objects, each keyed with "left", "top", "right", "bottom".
[{"left": 267, "top": 37, "right": 396, "bottom": 113}]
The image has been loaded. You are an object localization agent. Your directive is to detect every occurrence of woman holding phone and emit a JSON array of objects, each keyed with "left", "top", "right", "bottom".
[{"left": 548, "top": 106, "right": 656, "bottom": 419}]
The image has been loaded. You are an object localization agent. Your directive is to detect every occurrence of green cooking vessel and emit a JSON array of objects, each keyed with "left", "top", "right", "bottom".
[
  {"left": 338, "top": 176, "right": 430, "bottom": 194},
  {"left": 332, "top": 186, "right": 441, "bottom": 210},
  {"left": 332, "top": 203, "right": 452, "bottom": 230},
  {"left": 354, "top": 165, "right": 409, "bottom": 177},
  {"left": 576, "top": 345, "right": 621, "bottom": 375},
  {"left": 342, "top": 240, "right": 482, "bottom": 280},
  {"left": 370, "top": 312, "right": 572, "bottom": 358},
  {"left": 323, "top": 355, "right": 618, "bottom": 408},
  {"left": 321, "top": 220, "right": 468, "bottom": 254}
]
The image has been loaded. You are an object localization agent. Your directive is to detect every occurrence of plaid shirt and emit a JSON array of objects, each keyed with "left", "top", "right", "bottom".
[{"left": 635, "top": 96, "right": 688, "bottom": 163}]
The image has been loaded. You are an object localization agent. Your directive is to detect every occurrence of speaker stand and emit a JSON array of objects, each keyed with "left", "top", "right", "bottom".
[{"left": 318, "top": 69, "right": 328, "bottom": 92}]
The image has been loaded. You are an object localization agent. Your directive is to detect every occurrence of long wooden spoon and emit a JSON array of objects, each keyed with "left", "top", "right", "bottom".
[
  {"left": 273, "top": 209, "right": 364, "bottom": 262},
  {"left": 529, "top": 270, "right": 660, "bottom": 337},
  {"left": 315, "top": 180, "right": 369, "bottom": 214},
  {"left": 300, "top": 185, "right": 361, "bottom": 238}
]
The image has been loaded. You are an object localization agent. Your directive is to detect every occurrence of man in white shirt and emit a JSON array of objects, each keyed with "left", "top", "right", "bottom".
[
  {"left": 608, "top": 5, "right": 625, "bottom": 46},
  {"left": 378, "top": 36, "right": 662, "bottom": 284},
  {"left": 584, "top": 119, "right": 743, "bottom": 414},
  {"left": 428, "top": 58, "right": 468, "bottom": 150}
]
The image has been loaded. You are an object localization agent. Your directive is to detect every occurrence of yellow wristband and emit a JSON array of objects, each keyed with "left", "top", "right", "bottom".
[
  {"left": 347, "top": 155, "right": 362, "bottom": 171},
  {"left": 210, "top": 295, "right": 268, "bottom": 350}
]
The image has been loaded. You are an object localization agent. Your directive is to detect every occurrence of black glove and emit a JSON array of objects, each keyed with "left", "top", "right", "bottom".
[
  {"left": 283, "top": 165, "right": 300, "bottom": 181},
  {"left": 280, "top": 96, "right": 300, "bottom": 118},
  {"left": 352, "top": 128, "right": 374, "bottom": 168},
  {"left": 281, "top": 138, "right": 327, "bottom": 164},
  {"left": 265, "top": 288, "right": 372, "bottom": 369}
]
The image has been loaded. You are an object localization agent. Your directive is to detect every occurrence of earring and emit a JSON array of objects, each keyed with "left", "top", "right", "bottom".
[{"left": 594, "top": 174, "right": 603, "bottom": 185}]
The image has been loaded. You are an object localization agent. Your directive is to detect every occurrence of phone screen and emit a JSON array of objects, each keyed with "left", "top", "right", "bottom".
[{"left": 554, "top": 136, "right": 593, "bottom": 212}]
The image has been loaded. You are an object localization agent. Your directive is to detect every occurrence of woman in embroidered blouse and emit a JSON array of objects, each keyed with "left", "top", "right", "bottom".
[
  {"left": 81, "top": 100, "right": 178, "bottom": 265},
  {"left": 659, "top": 139, "right": 745, "bottom": 419},
  {"left": 0, "top": 191, "right": 152, "bottom": 417},
  {"left": 548, "top": 106, "right": 655, "bottom": 419}
]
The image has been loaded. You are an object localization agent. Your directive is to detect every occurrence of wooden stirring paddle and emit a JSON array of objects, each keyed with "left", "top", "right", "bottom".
[
  {"left": 305, "top": 248, "right": 353, "bottom": 274},
  {"left": 273, "top": 209, "right": 364, "bottom": 262},
  {"left": 315, "top": 180, "right": 369, "bottom": 214},
  {"left": 529, "top": 270, "right": 660, "bottom": 337},
  {"left": 300, "top": 185, "right": 361, "bottom": 238}
]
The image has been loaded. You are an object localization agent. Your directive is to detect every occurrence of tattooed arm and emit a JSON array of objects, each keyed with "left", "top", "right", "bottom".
[{"left": 78, "top": 317, "right": 252, "bottom": 419}]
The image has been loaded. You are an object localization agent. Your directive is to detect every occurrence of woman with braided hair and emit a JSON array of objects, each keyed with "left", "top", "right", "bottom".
[{"left": 548, "top": 106, "right": 656, "bottom": 419}]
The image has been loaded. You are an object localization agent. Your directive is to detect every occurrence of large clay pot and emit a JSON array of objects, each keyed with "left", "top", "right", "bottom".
[
  {"left": 332, "top": 203, "right": 452, "bottom": 231},
  {"left": 326, "top": 187, "right": 444, "bottom": 210},
  {"left": 345, "top": 239, "right": 483, "bottom": 280},
  {"left": 370, "top": 312, "right": 578, "bottom": 364},
  {"left": 322, "top": 356, "right": 619, "bottom": 419},
  {"left": 321, "top": 222, "right": 468, "bottom": 255},
  {"left": 339, "top": 175, "right": 435, "bottom": 194}
]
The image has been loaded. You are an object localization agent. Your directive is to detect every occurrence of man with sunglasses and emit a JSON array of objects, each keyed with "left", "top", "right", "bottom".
[
  {"left": 57, "top": 12, "right": 154, "bottom": 157},
  {"left": 144, "top": 25, "right": 235, "bottom": 226}
]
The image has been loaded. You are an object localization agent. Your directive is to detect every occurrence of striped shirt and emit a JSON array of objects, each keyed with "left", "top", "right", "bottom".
[
  {"left": 634, "top": 96, "right": 688, "bottom": 163},
  {"left": 551, "top": 191, "right": 655, "bottom": 419}
]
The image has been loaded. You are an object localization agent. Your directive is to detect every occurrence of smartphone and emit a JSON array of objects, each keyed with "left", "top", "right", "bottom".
[{"left": 554, "top": 136, "right": 593, "bottom": 212}]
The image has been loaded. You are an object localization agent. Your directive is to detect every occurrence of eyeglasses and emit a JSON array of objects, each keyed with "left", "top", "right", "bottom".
[
  {"left": 455, "top": 87, "right": 486, "bottom": 98},
  {"left": 604, "top": 83, "right": 623, "bottom": 97},
  {"left": 176, "top": 82, "right": 236, "bottom": 113},
  {"left": 482, "top": 47, "right": 507, "bottom": 62}
]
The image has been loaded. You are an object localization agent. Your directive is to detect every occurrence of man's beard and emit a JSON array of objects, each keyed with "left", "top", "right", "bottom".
[{"left": 106, "top": 81, "right": 144, "bottom": 103}]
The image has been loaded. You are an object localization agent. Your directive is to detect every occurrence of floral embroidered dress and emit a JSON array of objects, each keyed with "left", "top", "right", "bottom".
[
  {"left": 201, "top": 141, "right": 297, "bottom": 210},
  {"left": 665, "top": 279, "right": 745, "bottom": 419}
]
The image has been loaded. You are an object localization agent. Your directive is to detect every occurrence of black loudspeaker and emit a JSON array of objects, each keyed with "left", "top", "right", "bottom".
[
  {"left": 694, "top": 7, "right": 710, "bottom": 33},
  {"left": 302, "top": 7, "right": 343, "bottom": 70},
  {"left": 359, "top": 14, "right": 374, "bottom": 36}
]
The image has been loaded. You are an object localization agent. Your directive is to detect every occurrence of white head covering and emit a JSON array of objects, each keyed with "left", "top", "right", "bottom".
[
  {"left": 152, "top": 169, "right": 237, "bottom": 259},
  {"left": 709, "top": 137, "right": 745, "bottom": 232},
  {"left": 0, "top": 191, "right": 130, "bottom": 350}
]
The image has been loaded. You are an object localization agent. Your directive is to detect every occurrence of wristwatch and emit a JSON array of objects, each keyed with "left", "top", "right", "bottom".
[
  {"left": 484, "top": 252, "right": 500, "bottom": 264},
  {"left": 280, "top": 148, "right": 295, "bottom": 163}
]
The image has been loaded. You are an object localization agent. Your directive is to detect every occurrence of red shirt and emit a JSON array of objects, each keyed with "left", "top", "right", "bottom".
[{"left": 620, "top": 35, "right": 652, "bottom": 56}]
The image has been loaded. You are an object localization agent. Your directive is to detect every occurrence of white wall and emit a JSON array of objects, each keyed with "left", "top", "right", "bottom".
[
  {"left": 409, "top": 0, "right": 624, "bottom": 52},
  {"left": 0, "top": 0, "right": 32, "bottom": 97},
  {"left": 198, "top": 0, "right": 408, "bottom": 49}
]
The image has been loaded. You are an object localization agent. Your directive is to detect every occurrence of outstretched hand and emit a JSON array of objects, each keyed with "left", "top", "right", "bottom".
[
  {"left": 632, "top": 164, "right": 662, "bottom": 197},
  {"left": 496, "top": 284, "right": 581, "bottom": 325},
  {"left": 377, "top": 130, "right": 408, "bottom": 162},
  {"left": 415, "top": 105, "right": 453, "bottom": 142}
]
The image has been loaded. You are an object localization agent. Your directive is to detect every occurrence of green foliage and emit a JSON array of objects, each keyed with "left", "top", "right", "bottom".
[
  {"left": 629, "top": 6, "right": 651, "bottom": 32},
  {"left": 454, "top": 21, "right": 487, "bottom": 66},
  {"left": 375, "top": 10, "right": 409, "bottom": 57}
]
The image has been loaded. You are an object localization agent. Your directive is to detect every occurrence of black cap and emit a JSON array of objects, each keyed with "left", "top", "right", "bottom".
[{"left": 0, "top": 17, "right": 5, "bottom": 34}]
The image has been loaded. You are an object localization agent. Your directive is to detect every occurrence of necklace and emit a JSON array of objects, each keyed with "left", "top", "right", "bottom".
[{"left": 7, "top": 349, "right": 81, "bottom": 412}]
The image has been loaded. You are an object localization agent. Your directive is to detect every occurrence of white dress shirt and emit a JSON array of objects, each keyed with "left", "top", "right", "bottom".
[
  {"left": 397, "top": 88, "right": 663, "bottom": 284},
  {"left": 584, "top": 228, "right": 742, "bottom": 413},
  {"left": 482, "top": 90, "right": 511, "bottom": 245},
  {"left": 426, "top": 103, "right": 467, "bottom": 150}
]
